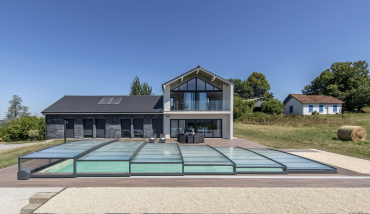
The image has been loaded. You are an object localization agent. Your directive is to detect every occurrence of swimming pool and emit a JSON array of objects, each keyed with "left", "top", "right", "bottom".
[{"left": 19, "top": 139, "right": 337, "bottom": 178}]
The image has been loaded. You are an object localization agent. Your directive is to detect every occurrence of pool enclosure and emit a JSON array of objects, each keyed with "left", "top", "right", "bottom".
[{"left": 18, "top": 139, "right": 337, "bottom": 179}]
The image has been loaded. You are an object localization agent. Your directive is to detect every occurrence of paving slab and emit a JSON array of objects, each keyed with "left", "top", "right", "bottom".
[{"left": 0, "top": 188, "right": 63, "bottom": 214}]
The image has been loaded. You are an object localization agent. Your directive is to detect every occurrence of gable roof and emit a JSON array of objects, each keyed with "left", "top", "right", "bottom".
[
  {"left": 42, "top": 95, "right": 163, "bottom": 114},
  {"left": 283, "top": 94, "right": 345, "bottom": 105},
  {"left": 162, "top": 65, "right": 233, "bottom": 89}
]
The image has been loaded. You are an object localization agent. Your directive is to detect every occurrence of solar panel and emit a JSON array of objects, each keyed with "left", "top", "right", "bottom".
[
  {"left": 98, "top": 98, "right": 113, "bottom": 104},
  {"left": 109, "top": 98, "right": 123, "bottom": 104}
]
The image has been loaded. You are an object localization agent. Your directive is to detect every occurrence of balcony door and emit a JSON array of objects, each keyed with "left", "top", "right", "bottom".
[{"left": 184, "top": 92, "right": 208, "bottom": 111}]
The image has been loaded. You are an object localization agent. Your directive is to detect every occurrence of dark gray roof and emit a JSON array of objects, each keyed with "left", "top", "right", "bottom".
[
  {"left": 42, "top": 95, "right": 163, "bottom": 114},
  {"left": 162, "top": 65, "right": 233, "bottom": 87}
]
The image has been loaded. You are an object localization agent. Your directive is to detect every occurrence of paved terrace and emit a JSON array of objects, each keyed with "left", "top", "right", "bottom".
[{"left": 1, "top": 138, "right": 370, "bottom": 188}]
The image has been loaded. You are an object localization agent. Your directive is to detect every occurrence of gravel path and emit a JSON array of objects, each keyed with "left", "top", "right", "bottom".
[
  {"left": 290, "top": 149, "right": 370, "bottom": 174},
  {"left": 35, "top": 187, "right": 370, "bottom": 213},
  {"left": 0, "top": 140, "right": 55, "bottom": 151}
]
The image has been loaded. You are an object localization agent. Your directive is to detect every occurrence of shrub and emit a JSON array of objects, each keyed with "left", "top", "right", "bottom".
[
  {"left": 312, "top": 111, "right": 320, "bottom": 115},
  {"left": 28, "top": 129, "right": 39, "bottom": 141},
  {"left": 6, "top": 116, "right": 45, "bottom": 141},
  {"left": 0, "top": 125, "right": 9, "bottom": 142},
  {"left": 233, "top": 96, "right": 255, "bottom": 120},
  {"left": 261, "top": 98, "right": 284, "bottom": 115},
  {"left": 360, "top": 107, "right": 370, "bottom": 113}
]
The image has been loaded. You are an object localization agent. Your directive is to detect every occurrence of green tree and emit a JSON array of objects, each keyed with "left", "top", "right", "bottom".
[
  {"left": 129, "top": 76, "right": 153, "bottom": 95},
  {"left": 245, "top": 72, "right": 271, "bottom": 98},
  {"left": 261, "top": 98, "right": 284, "bottom": 115},
  {"left": 233, "top": 96, "right": 255, "bottom": 120},
  {"left": 7, "top": 116, "right": 45, "bottom": 141},
  {"left": 302, "top": 61, "right": 370, "bottom": 111},
  {"left": 229, "top": 78, "right": 253, "bottom": 99},
  {"left": 6, "top": 95, "right": 30, "bottom": 120}
]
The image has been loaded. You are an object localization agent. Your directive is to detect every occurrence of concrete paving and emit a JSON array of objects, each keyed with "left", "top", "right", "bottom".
[{"left": 0, "top": 187, "right": 63, "bottom": 214}]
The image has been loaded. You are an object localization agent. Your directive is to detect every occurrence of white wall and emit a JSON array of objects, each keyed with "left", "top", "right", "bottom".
[
  {"left": 163, "top": 113, "right": 232, "bottom": 139},
  {"left": 303, "top": 103, "right": 342, "bottom": 115},
  {"left": 284, "top": 98, "right": 303, "bottom": 115}
]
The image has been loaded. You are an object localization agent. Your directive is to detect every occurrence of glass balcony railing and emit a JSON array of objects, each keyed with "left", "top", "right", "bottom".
[{"left": 170, "top": 100, "right": 230, "bottom": 111}]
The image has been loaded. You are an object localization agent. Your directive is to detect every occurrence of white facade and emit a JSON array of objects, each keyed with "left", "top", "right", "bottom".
[
  {"left": 284, "top": 98, "right": 343, "bottom": 115},
  {"left": 162, "top": 67, "right": 234, "bottom": 139}
]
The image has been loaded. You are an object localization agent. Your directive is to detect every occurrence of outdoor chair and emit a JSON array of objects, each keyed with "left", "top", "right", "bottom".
[
  {"left": 149, "top": 134, "right": 156, "bottom": 143},
  {"left": 187, "top": 134, "right": 194, "bottom": 144},
  {"left": 158, "top": 134, "right": 166, "bottom": 143},
  {"left": 178, "top": 134, "right": 186, "bottom": 143}
]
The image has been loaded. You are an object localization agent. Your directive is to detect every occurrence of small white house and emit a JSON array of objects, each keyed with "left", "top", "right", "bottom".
[{"left": 283, "top": 94, "right": 344, "bottom": 115}]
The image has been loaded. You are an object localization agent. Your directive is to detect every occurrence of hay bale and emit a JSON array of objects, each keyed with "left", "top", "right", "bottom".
[{"left": 337, "top": 126, "right": 367, "bottom": 141}]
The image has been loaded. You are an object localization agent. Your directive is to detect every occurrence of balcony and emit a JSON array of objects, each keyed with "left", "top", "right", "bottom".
[{"left": 170, "top": 100, "right": 230, "bottom": 111}]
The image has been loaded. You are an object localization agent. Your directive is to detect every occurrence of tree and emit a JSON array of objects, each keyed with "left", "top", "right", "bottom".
[
  {"left": 230, "top": 72, "right": 271, "bottom": 99},
  {"left": 229, "top": 78, "right": 253, "bottom": 99},
  {"left": 261, "top": 98, "right": 284, "bottom": 115},
  {"left": 233, "top": 96, "right": 255, "bottom": 120},
  {"left": 6, "top": 95, "right": 30, "bottom": 120},
  {"left": 129, "top": 76, "right": 153, "bottom": 95},
  {"left": 245, "top": 72, "right": 271, "bottom": 98},
  {"left": 302, "top": 61, "right": 370, "bottom": 111}
]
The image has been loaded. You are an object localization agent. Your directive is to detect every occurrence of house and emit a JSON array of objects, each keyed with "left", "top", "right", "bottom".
[
  {"left": 246, "top": 97, "right": 264, "bottom": 112},
  {"left": 42, "top": 66, "right": 234, "bottom": 140},
  {"left": 283, "top": 94, "right": 344, "bottom": 115}
]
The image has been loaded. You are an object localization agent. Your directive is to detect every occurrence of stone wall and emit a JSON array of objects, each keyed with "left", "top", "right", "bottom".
[{"left": 45, "top": 114, "right": 163, "bottom": 139}]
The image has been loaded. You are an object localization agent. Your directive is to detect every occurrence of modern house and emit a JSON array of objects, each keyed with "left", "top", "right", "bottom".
[
  {"left": 283, "top": 94, "right": 344, "bottom": 115},
  {"left": 42, "top": 66, "right": 234, "bottom": 140}
]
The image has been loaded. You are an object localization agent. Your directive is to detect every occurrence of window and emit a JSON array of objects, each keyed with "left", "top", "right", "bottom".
[
  {"left": 319, "top": 105, "right": 324, "bottom": 113},
  {"left": 309, "top": 105, "right": 313, "bottom": 113},
  {"left": 121, "top": 119, "right": 131, "bottom": 138},
  {"left": 83, "top": 119, "right": 93, "bottom": 138},
  {"left": 171, "top": 77, "right": 221, "bottom": 92},
  {"left": 96, "top": 119, "right": 106, "bottom": 138},
  {"left": 333, "top": 105, "right": 337, "bottom": 112},
  {"left": 133, "top": 119, "right": 144, "bottom": 138},
  {"left": 289, "top": 106, "right": 293, "bottom": 113},
  {"left": 170, "top": 119, "right": 222, "bottom": 138},
  {"left": 170, "top": 97, "right": 174, "bottom": 110}
]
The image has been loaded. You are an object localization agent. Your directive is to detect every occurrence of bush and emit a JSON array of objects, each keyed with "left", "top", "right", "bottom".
[
  {"left": 233, "top": 96, "right": 255, "bottom": 120},
  {"left": 312, "top": 111, "right": 320, "bottom": 115},
  {"left": 261, "top": 98, "right": 284, "bottom": 115},
  {"left": 0, "top": 125, "right": 9, "bottom": 142},
  {"left": 6, "top": 116, "right": 45, "bottom": 141},
  {"left": 28, "top": 129, "right": 39, "bottom": 140}
]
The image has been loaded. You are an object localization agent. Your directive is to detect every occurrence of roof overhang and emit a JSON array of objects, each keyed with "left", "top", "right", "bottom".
[{"left": 162, "top": 66, "right": 233, "bottom": 91}]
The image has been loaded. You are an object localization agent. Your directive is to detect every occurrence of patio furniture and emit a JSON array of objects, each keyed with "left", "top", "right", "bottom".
[
  {"left": 194, "top": 134, "right": 200, "bottom": 144},
  {"left": 187, "top": 134, "right": 194, "bottom": 144},
  {"left": 159, "top": 134, "right": 166, "bottom": 143},
  {"left": 149, "top": 134, "right": 156, "bottom": 143},
  {"left": 178, "top": 134, "right": 186, "bottom": 143},
  {"left": 199, "top": 134, "right": 204, "bottom": 143}
]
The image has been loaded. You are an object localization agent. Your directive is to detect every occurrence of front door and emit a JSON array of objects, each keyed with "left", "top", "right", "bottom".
[
  {"left": 96, "top": 119, "right": 106, "bottom": 138},
  {"left": 83, "top": 119, "right": 93, "bottom": 138},
  {"left": 152, "top": 119, "right": 163, "bottom": 138}
]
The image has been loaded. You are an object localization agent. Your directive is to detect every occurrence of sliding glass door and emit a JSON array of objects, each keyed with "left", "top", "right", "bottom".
[{"left": 170, "top": 119, "right": 222, "bottom": 138}]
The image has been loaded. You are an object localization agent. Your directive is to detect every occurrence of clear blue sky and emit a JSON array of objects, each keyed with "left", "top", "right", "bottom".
[{"left": 1, "top": 0, "right": 369, "bottom": 118}]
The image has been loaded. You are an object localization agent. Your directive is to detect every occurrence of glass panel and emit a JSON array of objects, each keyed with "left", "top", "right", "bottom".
[
  {"left": 185, "top": 120, "right": 196, "bottom": 134},
  {"left": 196, "top": 120, "right": 205, "bottom": 135},
  {"left": 121, "top": 119, "right": 131, "bottom": 138},
  {"left": 170, "top": 120, "right": 178, "bottom": 138},
  {"left": 179, "top": 120, "right": 185, "bottom": 134},
  {"left": 198, "top": 92, "right": 208, "bottom": 110},
  {"left": 179, "top": 83, "right": 187, "bottom": 90},
  {"left": 187, "top": 78, "right": 196, "bottom": 90},
  {"left": 213, "top": 120, "right": 222, "bottom": 138},
  {"left": 133, "top": 119, "right": 143, "bottom": 138},
  {"left": 206, "top": 83, "right": 214, "bottom": 91},
  {"left": 197, "top": 78, "right": 205, "bottom": 90},
  {"left": 131, "top": 164, "right": 183, "bottom": 173},
  {"left": 184, "top": 92, "right": 195, "bottom": 110},
  {"left": 249, "top": 149, "right": 336, "bottom": 172},
  {"left": 83, "top": 119, "right": 93, "bottom": 138},
  {"left": 96, "top": 119, "right": 105, "bottom": 138},
  {"left": 77, "top": 161, "right": 129, "bottom": 173},
  {"left": 204, "top": 120, "right": 213, "bottom": 137},
  {"left": 170, "top": 97, "right": 174, "bottom": 110}
]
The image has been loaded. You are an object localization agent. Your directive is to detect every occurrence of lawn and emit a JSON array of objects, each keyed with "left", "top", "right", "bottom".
[
  {"left": 0, "top": 140, "right": 44, "bottom": 144},
  {"left": 0, "top": 139, "right": 73, "bottom": 169},
  {"left": 234, "top": 113, "right": 370, "bottom": 160}
]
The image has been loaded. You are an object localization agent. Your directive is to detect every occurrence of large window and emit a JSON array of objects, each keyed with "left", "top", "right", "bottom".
[
  {"left": 170, "top": 119, "right": 222, "bottom": 138},
  {"left": 83, "top": 119, "right": 93, "bottom": 138},
  {"left": 172, "top": 77, "right": 221, "bottom": 92},
  {"left": 133, "top": 119, "right": 144, "bottom": 138},
  {"left": 121, "top": 119, "right": 131, "bottom": 138},
  {"left": 96, "top": 119, "right": 106, "bottom": 138}
]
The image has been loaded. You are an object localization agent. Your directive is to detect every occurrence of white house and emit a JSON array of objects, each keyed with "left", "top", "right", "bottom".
[{"left": 283, "top": 94, "right": 344, "bottom": 115}]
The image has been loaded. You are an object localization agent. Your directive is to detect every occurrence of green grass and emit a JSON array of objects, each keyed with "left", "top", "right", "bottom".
[
  {"left": 0, "top": 140, "right": 73, "bottom": 170},
  {"left": 0, "top": 140, "right": 44, "bottom": 145},
  {"left": 234, "top": 113, "right": 370, "bottom": 160}
]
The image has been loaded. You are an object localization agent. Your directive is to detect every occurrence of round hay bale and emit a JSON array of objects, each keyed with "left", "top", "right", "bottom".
[{"left": 337, "top": 126, "right": 367, "bottom": 141}]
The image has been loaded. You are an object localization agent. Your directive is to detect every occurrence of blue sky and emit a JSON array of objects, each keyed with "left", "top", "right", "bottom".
[{"left": 1, "top": 0, "right": 369, "bottom": 118}]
